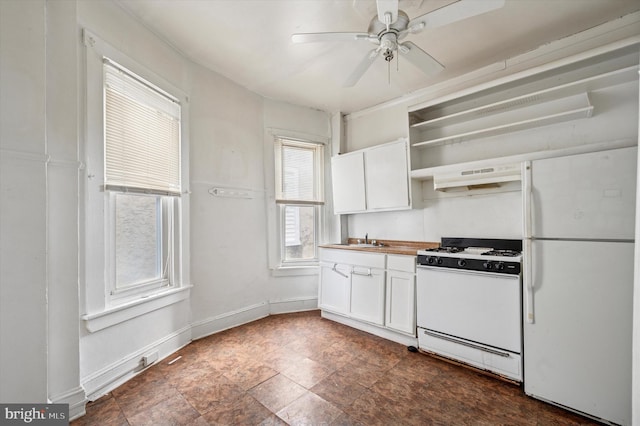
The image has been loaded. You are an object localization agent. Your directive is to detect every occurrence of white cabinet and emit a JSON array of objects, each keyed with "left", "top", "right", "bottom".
[
  {"left": 385, "top": 255, "right": 416, "bottom": 335},
  {"left": 331, "top": 138, "right": 411, "bottom": 214},
  {"left": 319, "top": 261, "right": 350, "bottom": 315},
  {"left": 349, "top": 266, "right": 385, "bottom": 325},
  {"left": 319, "top": 249, "right": 417, "bottom": 337},
  {"left": 318, "top": 248, "right": 386, "bottom": 326},
  {"left": 331, "top": 151, "right": 366, "bottom": 214},
  {"left": 365, "top": 140, "right": 410, "bottom": 210}
]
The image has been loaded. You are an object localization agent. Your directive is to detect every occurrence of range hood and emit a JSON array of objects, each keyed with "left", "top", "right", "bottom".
[{"left": 433, "top": 163, "right": 521, "bottom": 191}]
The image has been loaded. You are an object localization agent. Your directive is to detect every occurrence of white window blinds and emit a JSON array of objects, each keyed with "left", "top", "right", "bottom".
[
  {"left": 104, "top": 60, "right": 181, "bottom": 195},
  {"left": 275, "top": 138, "right": 324, "bottom": 205}
]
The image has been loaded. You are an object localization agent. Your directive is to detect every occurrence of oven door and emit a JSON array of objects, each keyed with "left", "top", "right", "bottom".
[{"left": 416, "top": 266, "right": 522, "bottom": 353}]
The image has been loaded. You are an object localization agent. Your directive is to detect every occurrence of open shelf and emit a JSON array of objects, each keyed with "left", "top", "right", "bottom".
[
  {"left": 412, "top": 94, "right": 593, "bottom": 148},
  {"left": 409, "top": 65, "right": 637, "bottom": 149}
]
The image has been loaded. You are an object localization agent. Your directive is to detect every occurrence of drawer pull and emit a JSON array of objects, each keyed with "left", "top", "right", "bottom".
[{"left": 352, "top": 268, "right": 372, "bottom": 277}]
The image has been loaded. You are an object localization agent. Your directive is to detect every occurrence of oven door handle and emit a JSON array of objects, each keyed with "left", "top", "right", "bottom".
[
  {"left": 423, "top": 330, "right": 511, "bottom": 358},
  {"left": 417, "top": 265, "right": 520, "bottom": 280}
]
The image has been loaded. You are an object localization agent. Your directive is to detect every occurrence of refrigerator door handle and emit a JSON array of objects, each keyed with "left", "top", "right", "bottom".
[
  {"left": 522, "top": 161, "right": 532, "bottom": 239},
  {"left": 523, "top": 238, "right": 534, "bottom": 323},
  {"left": 522, "top": 161, "right": 534, "bottom": 324}
]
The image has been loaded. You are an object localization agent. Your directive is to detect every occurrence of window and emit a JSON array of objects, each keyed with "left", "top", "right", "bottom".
[
  {"left": 104, "top": 59, "right": 182, "bottom": 301},
  {"left": 275, "top": 138, "right": 324, "bottom": 264}
]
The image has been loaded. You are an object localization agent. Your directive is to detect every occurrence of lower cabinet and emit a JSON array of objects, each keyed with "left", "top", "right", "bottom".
[
  {"left": 385, "top": 255, "right": 416, "bottom": 335},
  {"left": 319, "top": 261, "right": 351, "bottom": 315},
  {"left": 319, "top": 248, "right": 416, "bottom": 337},
  {"left": 349, "top": 266, "right": 385, "bottom": 325}
]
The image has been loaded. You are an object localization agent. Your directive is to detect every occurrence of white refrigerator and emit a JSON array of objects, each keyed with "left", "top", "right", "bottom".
[{"left": 523, "top": 146, "right": 636, "bottom": 425}]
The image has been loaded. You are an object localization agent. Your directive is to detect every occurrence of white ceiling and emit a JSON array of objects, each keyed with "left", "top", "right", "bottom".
[{"left": 116, "top": 0, "right": 640, "bottom": 114}]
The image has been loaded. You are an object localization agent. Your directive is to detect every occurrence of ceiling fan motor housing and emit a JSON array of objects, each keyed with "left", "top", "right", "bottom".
[{"left": 369, "top": 10, "right": 410, "bottom": 37}]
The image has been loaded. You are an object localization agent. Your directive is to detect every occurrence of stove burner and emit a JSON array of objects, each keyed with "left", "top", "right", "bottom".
[
  {"left": 423, "top": 247, "right": 521, "bottom": 257},
  {"left": 423, "top": 247, "right": 462, "bottom": 254},
  {"left": 482, "top": 250, "right": 521, "bottom": 257}
]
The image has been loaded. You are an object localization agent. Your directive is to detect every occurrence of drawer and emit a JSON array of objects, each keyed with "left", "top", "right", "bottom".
[
  {"left": 319, "top": 248, "right": 385, "bottom": 268},
  {"left": 387, "top": 254, "right": 415, "bottom": 273}
]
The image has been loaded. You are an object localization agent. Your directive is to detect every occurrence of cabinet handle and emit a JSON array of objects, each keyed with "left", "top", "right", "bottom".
[
  {"left": 352, "top": 268, "right": 372, "bottom": 277},
  {"left": 332, "top": 264, "right": 349, "bottom": 278}
]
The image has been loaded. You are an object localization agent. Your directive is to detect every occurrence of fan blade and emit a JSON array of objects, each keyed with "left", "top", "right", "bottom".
[
  {"left": 408, "top": 0, "right": 504, "bottom": 33},
  {"left": 377, "top": 0, "right": 399, "bottom": 25},
  {"left": 291, "top": 32, "right": 374, "bottom": 44},
  {"left": 399, "top": 42, "right": 444, "bottom": 76},
  {"left": 344, "top": 49, "right": 380, "bottom": 87}
]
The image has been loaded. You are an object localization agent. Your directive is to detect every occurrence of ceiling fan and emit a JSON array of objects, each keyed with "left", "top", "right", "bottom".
[{"left": 291, "top": 0, "right": 505, "bottom": 87}]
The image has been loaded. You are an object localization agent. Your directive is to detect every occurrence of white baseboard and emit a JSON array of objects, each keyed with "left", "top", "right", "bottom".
[
  {"left": 269, "top": 296, "right": 317, "bottom": 315},
  {"left": 82, "top": 325, "right": 192, "bottom": 402},
  {"left": 321, "top": 311, "right": 418, "bottom": 347},
  {"left": 190, "top": 302, "right": 270, "bottom": 341},
  {"left": 50, "top": 386, "right": 86, "bottom": 421}
]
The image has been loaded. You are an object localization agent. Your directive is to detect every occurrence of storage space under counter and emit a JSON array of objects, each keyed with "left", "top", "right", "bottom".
[
  {"left": 318, "top": 243, "right": 429, "bottom": 346},
  {"left": 385, "top": 254, "right": 416, "bottom": 336}
]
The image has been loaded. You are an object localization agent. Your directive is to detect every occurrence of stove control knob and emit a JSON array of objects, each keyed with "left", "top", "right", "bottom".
[
  {"left": 457, "top": 259, "right": 466, "bottom": 267},
  {"left": 428, "top": 256, "right": 436, "bottom": 264},
  {"left": 495, "top": 262, "right": 505, "bottom": 271},
  {"left": 437, "top": 258, "right": 444, "bottom": 265},
  {"left": 483, "top": 262, "right": 493, "bottom": 270}
]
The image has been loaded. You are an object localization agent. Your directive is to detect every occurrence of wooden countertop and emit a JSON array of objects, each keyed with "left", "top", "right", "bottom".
[{"left": 320, "top": 238, "right": 439, "bottom": 256}]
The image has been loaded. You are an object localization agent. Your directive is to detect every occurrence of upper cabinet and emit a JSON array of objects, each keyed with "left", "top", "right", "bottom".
[
  {"left": 331, "top": 138, "right": 412, "bottom": 214},
  {"left": 364, "top": 140, "right": 410, "bottom": 210},
  {"left": 331, "top": 151, "right": 366, "bottom": 213}
]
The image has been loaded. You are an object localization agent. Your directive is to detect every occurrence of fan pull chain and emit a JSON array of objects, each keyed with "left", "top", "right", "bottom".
[{"left": 388, "top": 60, "right": 391, "bottom": 85}]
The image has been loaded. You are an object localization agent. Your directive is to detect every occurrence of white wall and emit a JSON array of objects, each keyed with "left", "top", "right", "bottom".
[
  {"left": 189, "top": 62, "right": 271, "bottom": 331},
  {"left": 0, "top": 0, "right": 82, "bottom": 409},
  {"left": 0, "top": 1, "right": 48, "bottom": 402},
  {"left": 1, "top": 0, "right": 333, "bottom": 414}
]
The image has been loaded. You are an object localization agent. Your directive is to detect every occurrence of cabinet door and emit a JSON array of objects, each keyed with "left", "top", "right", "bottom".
[
  {"left": 331, "top": 152, "right": 366, "bottom": 214},
  {"left": 385, "top": 270, "right": 416, "bottom": 335},
  {"left": 364, "top": 140, "right": 410, "bottom": 210},
  {"left": 319, "top": 263, "right": 350, "bottom": 314},
  {"left": 349, "top": 267, "right": 385, "bottom": 325}
]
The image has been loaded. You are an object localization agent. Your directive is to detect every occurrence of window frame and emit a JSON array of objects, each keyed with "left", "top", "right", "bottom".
[
  {"left": 82, "top": 29, "right": 191, "bottom": 328},
  {"left": 273, "top": 137, "right": 325, "bottom": 267},
  {"left": 101, "top": 59, "right": 183, "bottom": 303}
]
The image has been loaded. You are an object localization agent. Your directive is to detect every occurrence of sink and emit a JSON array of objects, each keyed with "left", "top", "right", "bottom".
[{"left": 349, "top": 243, "right": 383, "bottom": 247}]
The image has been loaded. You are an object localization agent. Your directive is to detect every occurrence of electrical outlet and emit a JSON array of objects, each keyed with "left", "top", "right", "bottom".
[{"left": 142, "top": 351, "right": 159, "bottom": 367}]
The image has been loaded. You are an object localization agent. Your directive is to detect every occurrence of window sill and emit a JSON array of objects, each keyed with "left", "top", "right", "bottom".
[
  {"left": 271, "top": 265, "right": 319, "bottom": 277},
  {"left": 82, "top": 285, "right": 192, "bottom": 332}
]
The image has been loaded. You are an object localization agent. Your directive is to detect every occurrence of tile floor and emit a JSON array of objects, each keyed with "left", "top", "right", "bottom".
[{"left": 72, "top": 310, "right": 598, "bottom": 425}]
